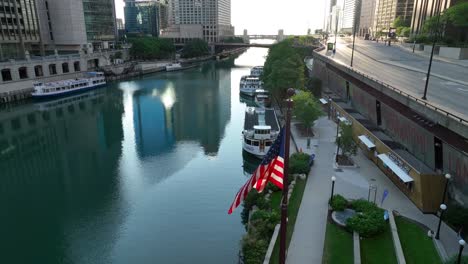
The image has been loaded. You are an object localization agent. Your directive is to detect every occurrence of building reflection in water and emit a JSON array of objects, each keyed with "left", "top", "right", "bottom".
[{"left": 0, "top": 88, "right": 125, "bottom": 263}]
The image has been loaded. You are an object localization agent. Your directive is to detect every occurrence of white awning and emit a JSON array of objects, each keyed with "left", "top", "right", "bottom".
[
  {"left": 338, "top": 116, "right": 348, "bottom": 123},
  {"left": 358, "top": 135, "right": 376, "bottom": 149},
  {"left": 378, "top": 154, "right": 414, "bottom": 183},
  {"left": 319, "top": 98, "right": 328, "bottom": 105}
]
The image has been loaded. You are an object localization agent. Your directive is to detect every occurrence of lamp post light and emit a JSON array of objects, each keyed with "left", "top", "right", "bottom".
[
  {"left": 442, "top": 173, "right": 451, "bottom": 204},
  {"left": 330, "top": 176, "right": 337, "bottom": 203},
  {"left": 435, "top": 203, "right": 447, "bottom": 240},
  {"left": 336, "top": 132, "right": 342, "bottom": 161},
  {"left": 457, "top": 239, "right": 466, "bottom": 264}
]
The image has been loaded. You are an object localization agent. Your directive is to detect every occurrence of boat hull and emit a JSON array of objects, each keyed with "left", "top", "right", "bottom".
[{"left": 32, "top": 83, "right": 106, "bottom": 99}]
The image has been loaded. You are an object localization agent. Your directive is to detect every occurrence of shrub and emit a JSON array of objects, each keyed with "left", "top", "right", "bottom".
[
  {"left": 289, "top": 152, "right": 311, "bottom": 175},
  {"left": 444, "top": 255, "right": 468, "bottom": 264},
  {"left": 250, "top": 210, "right": 280, "bottom": 240},
  {"left": 346, "top": 209, "right": 386, "bottom": 237},
  {"left": 445, "top": 203, "right": 468, "bottom": 237},
  {"left": 330, "top": 194, "right": 347, "bottom": 211},
  {"left": 264, "top": 182, "right": 281, "bottom": 193},
  {"left": 242, "top": 236, "right": 269, "bottom": 264},
  {"left": 351, "top": 199, "right": 378, "bottom": 213}
]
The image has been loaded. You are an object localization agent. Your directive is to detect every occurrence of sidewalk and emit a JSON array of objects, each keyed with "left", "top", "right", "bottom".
[
  {"left": 393, "top": 42, "right": 468, "bottom": 68},
  {"left": 286, "top": 116, "right": 463, "bottom": 264}
]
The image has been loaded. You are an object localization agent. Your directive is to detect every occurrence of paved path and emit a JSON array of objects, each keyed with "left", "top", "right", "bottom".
[
  {"left": 286, "top": 117, "right": 336, "bottom": 264},
  {"left": 286, "top": 116, "right": 464, "bottom": 264}
]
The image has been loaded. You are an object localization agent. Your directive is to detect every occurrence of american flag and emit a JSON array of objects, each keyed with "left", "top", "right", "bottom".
[{"left": 228, "top": 128, "right": 285, "bottom": 214}]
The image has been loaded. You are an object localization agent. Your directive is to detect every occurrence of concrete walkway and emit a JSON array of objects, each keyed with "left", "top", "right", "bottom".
[
  {"left": 286, "top": 116, "right": 464, "bottom": 264},
  {"left": 286, "top": 117, "right": 336, "bottom": 264}
]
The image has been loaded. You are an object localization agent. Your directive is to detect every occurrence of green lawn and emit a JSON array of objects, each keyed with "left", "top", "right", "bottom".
[
  {"left": 322, "top": 222, "right": 354, "bottom": 264},
  {"left": 360, "top": 222, "right": 398, "bottom": 264},
  {"left": 395, "top": 216, "right": 442, "bottom": 264},
  {"left": 269, "top": 177, "right": 307, "bottom": 264}
]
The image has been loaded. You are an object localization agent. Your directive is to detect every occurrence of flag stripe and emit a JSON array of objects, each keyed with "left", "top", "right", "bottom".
[{"left": 228, "top": 129, "right": 286, "bottom": 214}]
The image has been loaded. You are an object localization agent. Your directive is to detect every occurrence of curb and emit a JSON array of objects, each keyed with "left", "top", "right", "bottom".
[
  {"left": 389, "top": 211, "right": 407, "bottom": 264},
  {"left": 353, "top": 231, "right": 361, "bottom": 264},
  {"left": 433, "top": 237, "right": 449, "bottom": 262},
  {"left": 263, "top": 224, "right": 281, "bottom": 264}
]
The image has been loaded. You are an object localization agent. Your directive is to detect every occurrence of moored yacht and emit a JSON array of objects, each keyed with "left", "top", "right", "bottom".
[
  {"left": 250, "top": 66, "right": 263, "bottom": 77},
  {"left": 240, "top": 75, "right": 263, "bottom": 96},
  {"left": 32, "top": 72, "right": 106, "bottom": 99},
  {"left": 242, "top": 107, "right": 280, "bottom": 158},
  {"left": 254, "top": 89, "right": 271, "bottom": 108}
]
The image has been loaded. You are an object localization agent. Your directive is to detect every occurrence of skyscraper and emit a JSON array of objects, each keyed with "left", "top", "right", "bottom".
[
  {"left": 36, "top": 0, "right": 87, "bottom": 53},
  {"left": 0, "top": 0, "right": 41, "bottom": 59},
  {"left": 82, "top": 0, "right": 116, "bottom": 45},
  {"left": 124, "top": 0, "right": 168, "bottom": 37},
  {"left": 161, "top": 0, "right": 234, "bottom": 43},
  {"left": 359, "top": 0, "right": 377, "bottom": 36},
  {"left": 341, "top": 0, "right": 361, "bottom": 33}
]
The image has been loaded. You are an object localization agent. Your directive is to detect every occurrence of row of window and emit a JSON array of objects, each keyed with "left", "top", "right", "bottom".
[
  {"left": 1, "top": 62, "right": 81, "bottom": 82},
  {"left": 244, "top": 138, "right": 273, "bottom": 147}
]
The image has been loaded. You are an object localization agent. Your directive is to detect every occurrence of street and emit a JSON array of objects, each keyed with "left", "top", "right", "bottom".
[{"left": 321, "top": 37, "right": 468, "bottom": 120}]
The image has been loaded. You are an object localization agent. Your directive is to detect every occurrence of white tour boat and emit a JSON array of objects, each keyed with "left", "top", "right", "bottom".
[
  {"left": 254, "top": 89, "right": 271, "bottom": 108},
  {"left": 250, "top": 66, "right": 264, "bottom": 77},
  {"left": 32, "top": 72, "right": 106, "bottom": 99},
  {"left": 242, "top": 107, "right": 280, "bottom": 158},
  {"left": 165, "top": 63, "right": 182, "bottom": 72},
  {"left": 240, "top": 75, "right": 263, "bottom": 96}
]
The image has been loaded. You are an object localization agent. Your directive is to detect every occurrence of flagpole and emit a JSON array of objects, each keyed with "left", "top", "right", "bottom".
[{"left": 279, "top": 88, "right": 295, "bottom": 264}]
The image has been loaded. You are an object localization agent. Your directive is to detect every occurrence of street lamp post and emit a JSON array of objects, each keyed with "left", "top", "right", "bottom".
[
  {"left": 336, "top": 133, "right": 341, "bottom": 160},
  {"left": 457, "top": 239, "right": 466, "bottom": 264},
  {"left": 330, "top": 176, "right": 337, "bottom": 203},
  {"left": 441, "top": 174, "right": 451, "bottom": 204},
  {"left": 422, "top": 0, "right": 443, "bottom": 100},
  {"left": 435, "top": 203, "right": 447, "bottom": 240}
]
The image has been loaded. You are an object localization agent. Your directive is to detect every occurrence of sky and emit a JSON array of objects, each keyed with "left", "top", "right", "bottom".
[{"left": 114, "top": 0, "right": 326, "bottom": 35}]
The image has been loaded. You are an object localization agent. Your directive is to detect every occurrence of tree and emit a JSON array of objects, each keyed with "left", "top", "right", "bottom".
[
  {"left": 445, "top": 2, "right": 468, "bottom": 27},
  {"left": 181, "top": 39, "right": 210, "bottom": 58},
  {"left": 262, "top": 39, "right": 306, "bottom": 98},
  {"left": 444, "top": 1, "right": 468, "bottom": 42},
  {"left": 336, "top": 122, "right": 357, "bottom": 158},
  {"left": 129, "top": 37, "right": 175, "bottom": 60},
  {"left": 392, "top": 16, "right": 409, "bottom": 28},
  {"left": 291, "top": 91, "right": 322, "bottom": 138},
  {"left": 400, "top": 27, "right": 411, "bottom": 37},
  {"left": 422, "top": 14, "right": 448, "bottom": 37}
]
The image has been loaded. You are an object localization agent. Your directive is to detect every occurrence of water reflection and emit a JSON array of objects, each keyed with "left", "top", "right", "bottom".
[
  {"left": 0, "top": 45, "right": 269, "bottom": 263},
  {"left": 0, "top": 88, "right": 125, "bottom": 263}
]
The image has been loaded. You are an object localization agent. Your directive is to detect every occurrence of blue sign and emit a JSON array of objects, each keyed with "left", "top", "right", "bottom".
[
  {"left": 384, "top": 210, "right": 389, "bottom": 221},
  {"left": 381, "top": 189, "right": 389, "bottom": 206}
]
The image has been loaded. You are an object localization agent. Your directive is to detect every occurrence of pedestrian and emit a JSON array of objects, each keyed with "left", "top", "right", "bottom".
[{"left": 332, "top": 49, "right": 336, "bottom": 56}]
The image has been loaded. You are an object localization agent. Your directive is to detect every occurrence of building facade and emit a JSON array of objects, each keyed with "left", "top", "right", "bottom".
[
  {"left": 161, "top": 0, "right": 234, "bottom": 43},
  {"left": 82, "top": 0, "right": 116, "bottom": 47},
  {"left": 124, "top": 0, "right": 168, "bottom": 37},
  {"left": 0, "top": 0, "right": 41, "bottom": 60},
  {"left": 342, "top": 0, "right": 361, "bottom": 33},
  {"left": 410, "top": 0, "right": 453, "bottom": 36},
  {"left": 374, "top": 0, "right": 415, "bottom": 34},
  {"left": 35, "top": 0, "right": 87, "bottom": 53},
  {"left": 359, "top": 0, "right": 377, "bottom": 36}
]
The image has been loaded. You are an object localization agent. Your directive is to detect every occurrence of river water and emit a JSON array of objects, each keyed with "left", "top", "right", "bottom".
[{"left": 0, "top": 46, "right": 268, "bottom": 264}]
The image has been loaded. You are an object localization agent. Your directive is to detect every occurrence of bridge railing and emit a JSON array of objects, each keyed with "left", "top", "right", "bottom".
[{"left": 312, "top": 46, "right": 468, "bottom": 125}]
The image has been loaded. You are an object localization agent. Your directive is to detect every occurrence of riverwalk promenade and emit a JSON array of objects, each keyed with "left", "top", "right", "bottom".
[{"left": 286, "top": 116, "right": 463, "bottom": 263}]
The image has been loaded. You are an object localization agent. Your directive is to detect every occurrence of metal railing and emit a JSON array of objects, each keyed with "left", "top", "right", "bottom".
[{"left": 312, "top": 47, "right": 468, "bottom": 125}]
